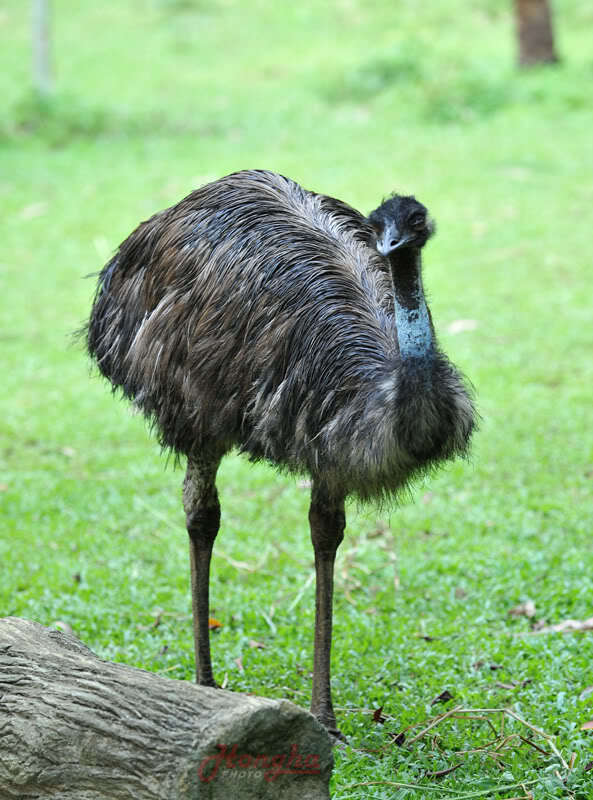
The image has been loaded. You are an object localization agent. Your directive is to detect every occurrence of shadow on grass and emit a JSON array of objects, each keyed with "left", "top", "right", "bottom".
[
  {"left": 1, "top": 90, "right": 224, "bottom": 147},
  {"left": 321, "top": 47, "right": 592, "bottom": 124}
]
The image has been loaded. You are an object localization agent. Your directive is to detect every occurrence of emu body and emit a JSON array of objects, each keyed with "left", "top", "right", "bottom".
[{"left": 87, "top": 169, "right": 475, "bottom": 736}]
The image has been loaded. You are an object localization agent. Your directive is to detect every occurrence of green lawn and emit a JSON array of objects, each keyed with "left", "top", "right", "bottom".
[{"left": 1, "top": 1, "right": 592, "bottom": 797}]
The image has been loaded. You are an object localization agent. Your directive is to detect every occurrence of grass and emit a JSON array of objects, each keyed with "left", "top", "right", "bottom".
[{"left": 1, "top": 0, "right": 593, "bottom": 797}]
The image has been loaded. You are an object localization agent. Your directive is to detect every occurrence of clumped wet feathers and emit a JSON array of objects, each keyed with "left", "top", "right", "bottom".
[
  {"left": 86, "top": 169, "right": 477, "bottom": 734},
  {"left": 87, "top": 169, "right": 475, "bottom": 502}
]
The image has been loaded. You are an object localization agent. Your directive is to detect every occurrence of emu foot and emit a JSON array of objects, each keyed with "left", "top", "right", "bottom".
[
  {"left": 327, "top": 726, "right": 348, "bottom": 746},
  {"left": 312, "top": 706, "right": 348, "bottom": 745},
  {"left": 196, "top": 672, "right": 220, "bottom": 689}
]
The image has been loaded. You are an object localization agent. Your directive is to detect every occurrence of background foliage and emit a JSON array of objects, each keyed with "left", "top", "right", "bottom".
[{"left": 1, "top": 1, "right": 592, "bottom": 797}]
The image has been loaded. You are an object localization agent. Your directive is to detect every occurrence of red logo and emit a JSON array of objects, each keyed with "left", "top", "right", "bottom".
[{"left": 198, "top": 743, "right": 321, "bottom": 783}]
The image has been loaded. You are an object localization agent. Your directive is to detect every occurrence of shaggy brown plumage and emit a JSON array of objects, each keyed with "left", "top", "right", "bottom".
[{"left": 86, "top": 169, "right": 476, "bottom": 736}]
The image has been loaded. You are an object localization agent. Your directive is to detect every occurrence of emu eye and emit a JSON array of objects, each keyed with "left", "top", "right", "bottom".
[{"left": 409, "top": 213, "right": 426, "bottom": 229}]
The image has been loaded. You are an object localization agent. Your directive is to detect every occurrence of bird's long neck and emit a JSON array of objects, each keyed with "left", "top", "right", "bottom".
[{"left": 389, "top": 247, "right": 434, "bottom": 363}]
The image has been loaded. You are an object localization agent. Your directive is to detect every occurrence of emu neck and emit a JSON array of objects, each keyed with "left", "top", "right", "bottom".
[{"left": 389, "top": 247, "right": 434, "bottom": 362}]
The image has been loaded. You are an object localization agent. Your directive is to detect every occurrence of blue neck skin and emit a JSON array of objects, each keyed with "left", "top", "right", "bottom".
[{"left": 389, "top": 247, "right": 434, "bottom": 363}]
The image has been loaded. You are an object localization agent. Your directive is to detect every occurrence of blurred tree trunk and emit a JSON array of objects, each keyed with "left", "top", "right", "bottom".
[
  {"left": 514, "top": 0, "right": 558, "bottom": 66},
  {"left": 32, "top": 0, "right": 53, "bottom": 95}
]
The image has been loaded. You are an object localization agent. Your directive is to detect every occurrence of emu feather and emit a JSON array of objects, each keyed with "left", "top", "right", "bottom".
[{"left": 86, "top": 169, "right": 476, "bottom": 737}]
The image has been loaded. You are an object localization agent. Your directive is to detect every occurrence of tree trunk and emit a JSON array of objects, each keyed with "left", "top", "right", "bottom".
[
  {"left": 0, "top": 617, "right": 333, "bottom": 800},
  {"left": 32, "top": 0, "right": 53, "bottom": 95},
  {"left": 514, "top": 0, "right": 559, "bottom": 67}
]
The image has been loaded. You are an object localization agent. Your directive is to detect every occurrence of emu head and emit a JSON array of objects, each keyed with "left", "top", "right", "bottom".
[{"left": 368, "top": 195, "right": 435, "bottom": 256}]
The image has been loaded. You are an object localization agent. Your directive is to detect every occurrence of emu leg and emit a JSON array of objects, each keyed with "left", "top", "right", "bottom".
[
  {"left": 183, "top": 454, "right": 221, "bottom": 687},
  {"left": 308, "top": 483, "right": 345, "bottom": 737}
]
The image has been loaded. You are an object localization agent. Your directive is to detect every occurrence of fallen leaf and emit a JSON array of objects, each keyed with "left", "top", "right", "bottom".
[
  {"left": 137, "top": 611, "right": 163, "bottom": 631},
  {"left": 431, "top": 689, "right": 454, "bottom": 706},
  {"left": 579, "top": 686, "right": 593, "bottom": 701},
  {"left": 580, "top": 721, "right": 593, "bottom": 731},
  {"left": 52, "top": 620, "right": 74, "bottom": 636},
  {"left": 208, "top": 617, "right": 223, "bottom": 629},
  {"left": 585, "top": 761, "right": 593, "bottom": 771},
  {"left": 473, "top": 660, "right": 503, "bottom": 670},
  {"left": 454, "top": 587, "right": 467, "bottom": 599},
  {"left": 537, "top": 617, "right": 593, "bottom": 633},
  {"left": 372, "top": 706, "right": 385, "bottom": 724},
  {"left": 234, "top": 656, "right": 244, "bottom": 673},
  {"left": 508, "top": 600, "right": 536, "bottom": 618},
  {"left": 248, "top": 639, "right": 265, "bottom": 649},
  {"left": 494, "top": 679, "right": 532, "bottom": 691},
  {"left": 390, "top": 731, "right": 406, "bottom": 746},
  {"left": 20, "top": 201, "right": 48, "bottom": 220},
  {"left": 530, "top": 619, "right": 548, "bottom": 631},
  {"left": 446, "top": 319, "right": 478, "bottom": 334},
  {"left": 425, "top": 763, "right": 462, "bottom": 779},
  {"left": 0, "top": 483, "right": 8, "bottom": 492},
  {"left": 152, "top": 611, "right": 163, "bottom": 628}
]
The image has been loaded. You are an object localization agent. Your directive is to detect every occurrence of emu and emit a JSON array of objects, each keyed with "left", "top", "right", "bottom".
[{"left": 86, "top": 169, "right": 476, "bottom": 738}]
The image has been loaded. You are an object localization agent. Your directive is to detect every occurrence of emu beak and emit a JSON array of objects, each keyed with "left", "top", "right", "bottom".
[{"left": 376, "top": 229, "right": 413, "bottom": 256}]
